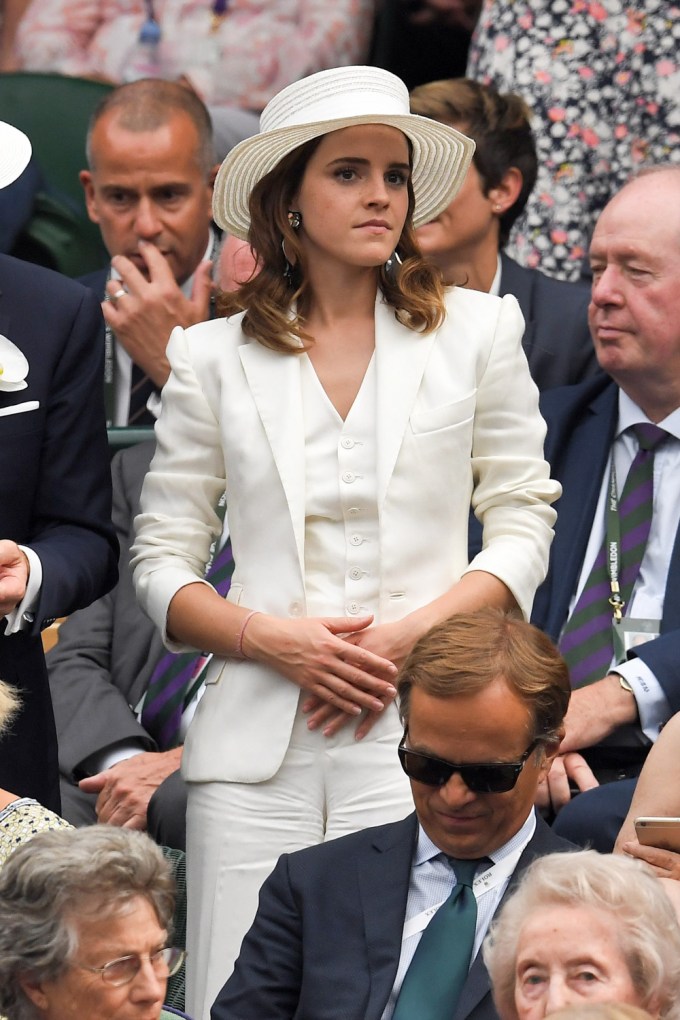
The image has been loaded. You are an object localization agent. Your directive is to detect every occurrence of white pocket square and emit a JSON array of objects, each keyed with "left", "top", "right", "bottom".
[
  {"left": 0, "top": 334, "right": 28, "bottom": 391},
  {"left": 0, "top": 400, "right": 39, "bottom": 417}
]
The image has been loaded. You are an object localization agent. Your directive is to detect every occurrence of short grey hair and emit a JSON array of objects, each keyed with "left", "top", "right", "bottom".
[
  {"left": 0, "top": 826, "right": 175, "bottom": 1020},
  {"left": 483, "top": 850, "right": 680, "bottom": 1020},
  {"left": 86, "top": 77, "right": 216, "bottom": 174}
]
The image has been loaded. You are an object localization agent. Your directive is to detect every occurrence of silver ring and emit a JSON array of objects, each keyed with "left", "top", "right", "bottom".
[{"left": 112, "top": 288, "right": 127, "bottom": 300}]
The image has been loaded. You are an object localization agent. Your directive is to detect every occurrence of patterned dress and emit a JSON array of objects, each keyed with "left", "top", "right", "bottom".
[
  {"left": 0, "top": 797, "right": 70, "bottom": 868},
  {"left": 468, "top": 1, "right": 680, "bottom": 280}
]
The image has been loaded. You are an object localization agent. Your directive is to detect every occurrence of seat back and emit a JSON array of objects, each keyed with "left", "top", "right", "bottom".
[{"left": 0, "top": 72, "right": 111, "bottom": 275}]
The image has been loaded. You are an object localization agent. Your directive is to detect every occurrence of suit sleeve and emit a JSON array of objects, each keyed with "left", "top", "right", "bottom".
[
  {"left": 47, "top": 444, "right": 156, "bottom": 779},
  {"left": 29, "top": 283, "right": 118, "bottom": 631},
  {"left": 132, "top": 323, "right": 228, "bottom": 649},
  {"left": 212, "top": 855, "right": 303, "bottom": 1020},
  {"left": 628, "top": 631, "right": 680, "bottom": 716},
  {"left": 465, "top": 294, "right": 561, "bottom": 618}
]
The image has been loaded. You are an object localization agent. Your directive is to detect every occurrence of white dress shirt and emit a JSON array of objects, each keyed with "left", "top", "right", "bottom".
[{"left": 382, "top": 810, "right": 536, "bottom": 1020}]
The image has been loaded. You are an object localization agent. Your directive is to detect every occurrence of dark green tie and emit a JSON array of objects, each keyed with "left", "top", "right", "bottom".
[{"left": 392, "top": 857, "right": 486, "bottom": 1020}]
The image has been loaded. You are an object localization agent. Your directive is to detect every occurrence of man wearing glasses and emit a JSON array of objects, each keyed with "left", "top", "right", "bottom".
[{"left": 212, "top": 608, "right": 573, "bottom": 1020}]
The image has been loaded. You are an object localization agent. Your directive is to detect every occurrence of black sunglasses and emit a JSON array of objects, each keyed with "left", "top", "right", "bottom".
[{"left": 398, "top": 732, "right": 540, "bottom": 794}]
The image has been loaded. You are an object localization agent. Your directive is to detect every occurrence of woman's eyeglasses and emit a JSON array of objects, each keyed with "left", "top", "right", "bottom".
[{"left": 79, "top": 946, "right": 186, "bottom": 987}]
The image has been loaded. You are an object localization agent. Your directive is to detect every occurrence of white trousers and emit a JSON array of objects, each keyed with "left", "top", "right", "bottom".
[{"left": 185, "top": 698, "right": 413, "bottom": 1020}]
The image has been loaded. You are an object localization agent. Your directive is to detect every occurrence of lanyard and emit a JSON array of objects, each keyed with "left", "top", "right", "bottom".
[
  {"left": 605, "top": 459, "right": 625, "bottom": 621},
  {"left": 402, "top": 848, "right": 523, "bottom": 942}
]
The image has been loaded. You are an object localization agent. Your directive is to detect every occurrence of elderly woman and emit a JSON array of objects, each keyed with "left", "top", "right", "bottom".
[
  {"left": 0, "top": 826, "right": 185, "bottom": 1020},
  {"left": 484, "top": 850, "right": 680, "bottom": 1020}
]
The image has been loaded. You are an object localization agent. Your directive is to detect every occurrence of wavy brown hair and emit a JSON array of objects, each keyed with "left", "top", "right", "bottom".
[{"left": 217, "top": 135, "right": 447, "bottom": 353}]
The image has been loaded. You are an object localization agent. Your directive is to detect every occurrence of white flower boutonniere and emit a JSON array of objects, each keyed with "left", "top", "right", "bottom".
[{"left": 0, "top": 334, "right": 28, "bottom": 392}]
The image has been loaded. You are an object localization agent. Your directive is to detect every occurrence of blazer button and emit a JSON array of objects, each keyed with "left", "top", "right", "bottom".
[{"left": 289, "top": 602, "right": 303, "bottom": 617}]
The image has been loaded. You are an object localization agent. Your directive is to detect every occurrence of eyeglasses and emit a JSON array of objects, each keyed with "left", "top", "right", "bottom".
[
  {"left": 398, "top": 732, "right": 540, "bottom": 794},
  {"left": 79, "top": 946, "right": 185, "bottom": 987}
]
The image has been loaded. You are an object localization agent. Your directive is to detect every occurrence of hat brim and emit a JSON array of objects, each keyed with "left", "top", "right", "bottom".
[
  {"left": 0, "top": 121, "right": 32, "bottom": 190},
  {"left": 213, "top": 113, "right": 475, "bottom": 241}
]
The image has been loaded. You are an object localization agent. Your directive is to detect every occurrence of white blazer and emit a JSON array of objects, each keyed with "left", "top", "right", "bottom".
[{"left": 132, "top": 287, "right": 560, "bottom": 783}]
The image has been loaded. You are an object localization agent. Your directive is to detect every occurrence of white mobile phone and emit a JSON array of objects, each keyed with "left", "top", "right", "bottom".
[{"left": 635, "top": 817, "right": 680, "bottom": 852}]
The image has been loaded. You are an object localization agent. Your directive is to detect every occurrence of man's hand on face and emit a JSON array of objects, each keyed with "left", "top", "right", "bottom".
[{"left": 103, "top": 240, "right": 214, "bottom": 388}]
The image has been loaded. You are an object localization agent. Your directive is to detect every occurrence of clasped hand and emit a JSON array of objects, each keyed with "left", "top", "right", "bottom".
[{"left": 242, "top": 613, "right": 399, "bottom": 739}]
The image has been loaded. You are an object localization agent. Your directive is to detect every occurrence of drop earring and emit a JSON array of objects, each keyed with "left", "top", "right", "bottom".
[
  {"left": 282, "top": 210, "right": 302, "bottom": 284},
  {"left": 385, "top": 249, "right": 403, "bottom": 280}
]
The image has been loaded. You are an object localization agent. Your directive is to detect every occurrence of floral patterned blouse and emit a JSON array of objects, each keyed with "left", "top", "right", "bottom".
[
  {"left": 468, "top": 1, "right": 680, "bottom": 281},
  {"left": 14, "top": 0, "right": 375, "bottom": 112},
  {"left": 0, "top": 798, "right": 70, "bottom": 868}
]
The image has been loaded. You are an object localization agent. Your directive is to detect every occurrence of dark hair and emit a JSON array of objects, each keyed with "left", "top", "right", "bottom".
[
  {"left": 409, "top": 78, "right": 537, "bottom": 247},
  {"left": 217, "top": 134, "right": 447, "bottom": 352},
  {"left": 398, "top": 608, "right": 570, "bottom": 747},
  {"left": 86, "top": 78, "right": 215, "bottom": 175}
]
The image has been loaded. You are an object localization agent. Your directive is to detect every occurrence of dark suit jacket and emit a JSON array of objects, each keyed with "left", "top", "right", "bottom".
[
  {"left": 531, "top": 374, "right": 680, "bottom": 715},
  {"left": 499, "top": 252, "right": 600, "bottom": 390},
  {"left": 212, "top": 812, "right": 573, "bottom": 1020},
  {"left": 0, "top": 254, "right": 118, "bottom": 812}
]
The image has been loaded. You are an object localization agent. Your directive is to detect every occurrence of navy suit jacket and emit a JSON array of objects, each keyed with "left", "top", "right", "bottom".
[
  {"left": 499, "top": 252, "right": 600, "bottom": 390},
  {"left": 0, "top": 254, "right": 118, "bottom": 812},
  {"left": 212, "top": 812, "right": 572, "bottom": 1020},
  {"left": 531, "top": 374, "right": 680, "bottom": 715}
]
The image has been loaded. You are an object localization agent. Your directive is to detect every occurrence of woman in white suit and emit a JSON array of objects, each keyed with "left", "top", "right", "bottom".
[{"left": 132, "top": 65, "right": 561, "bottom": 1018}]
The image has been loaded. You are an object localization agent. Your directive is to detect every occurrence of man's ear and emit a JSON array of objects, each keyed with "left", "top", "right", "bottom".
[
  {"left": 539, "top": 727, "right": 565, "bottom": 773},
  {"left": 487, "top": 166, "right": 523, "bottom": 216},
  {"left": 79, "top": 169, "right": 100, "bottom": 225}
]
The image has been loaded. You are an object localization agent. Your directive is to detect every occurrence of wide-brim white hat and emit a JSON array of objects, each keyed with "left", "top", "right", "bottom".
[
  {"left": 0, "top": 121, "right": 31, "bottom": 190},
  {"left": 213, "top": 65, "right": 476, "bottom": 240}
]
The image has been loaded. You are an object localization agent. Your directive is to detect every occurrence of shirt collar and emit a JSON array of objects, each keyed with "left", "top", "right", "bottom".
[
  {"left": 617, "top": 389, "right": 680, "bottom": 442},
  {"left": 488, "top": 254, "right": 502, "bottom": 297},
  {"left": 413, "top": 808, "right": 537, "bottom": 868}
]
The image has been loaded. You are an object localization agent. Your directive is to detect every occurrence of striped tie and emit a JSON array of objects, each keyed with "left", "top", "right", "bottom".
[
  {"left": 559, "top": 423, "right": 668, "bottom": 688},
  {"left": 128, "top": 362, "right": 158, "bottom": 426},
  {"left": 141, "top": 537, "right": 234, "bottom": 749}
]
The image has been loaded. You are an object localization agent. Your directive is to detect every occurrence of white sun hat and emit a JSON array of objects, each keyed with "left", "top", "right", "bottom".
[
  {"left": 212, "top": 65, "right": 475, "bottom": 241},
  {"left": 0, "top": 120, "right": 32, "bottom": 190}
]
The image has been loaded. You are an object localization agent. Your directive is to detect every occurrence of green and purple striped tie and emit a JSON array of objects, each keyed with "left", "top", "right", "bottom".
[
  {"left": 559, "top": 423, "right": 668, "bottom": 688},
  {"left": 141, "top": 537, "right": 234, "bottom": 748}
]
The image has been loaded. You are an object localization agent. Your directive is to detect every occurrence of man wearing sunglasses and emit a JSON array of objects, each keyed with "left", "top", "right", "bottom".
[{"left": 212, "top": 609, "right": 574, "bottom": 1020}]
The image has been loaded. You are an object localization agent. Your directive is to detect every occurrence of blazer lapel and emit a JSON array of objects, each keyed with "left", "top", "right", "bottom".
[
  {"left": 238, "top": 340, "right": 306, "bottom": 574},
  {"left": 374, "top": 296, "right": 435, "bottom": 505},
  {"left": 358, "top": 813, "right": 418, "bottom": 1020}
]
